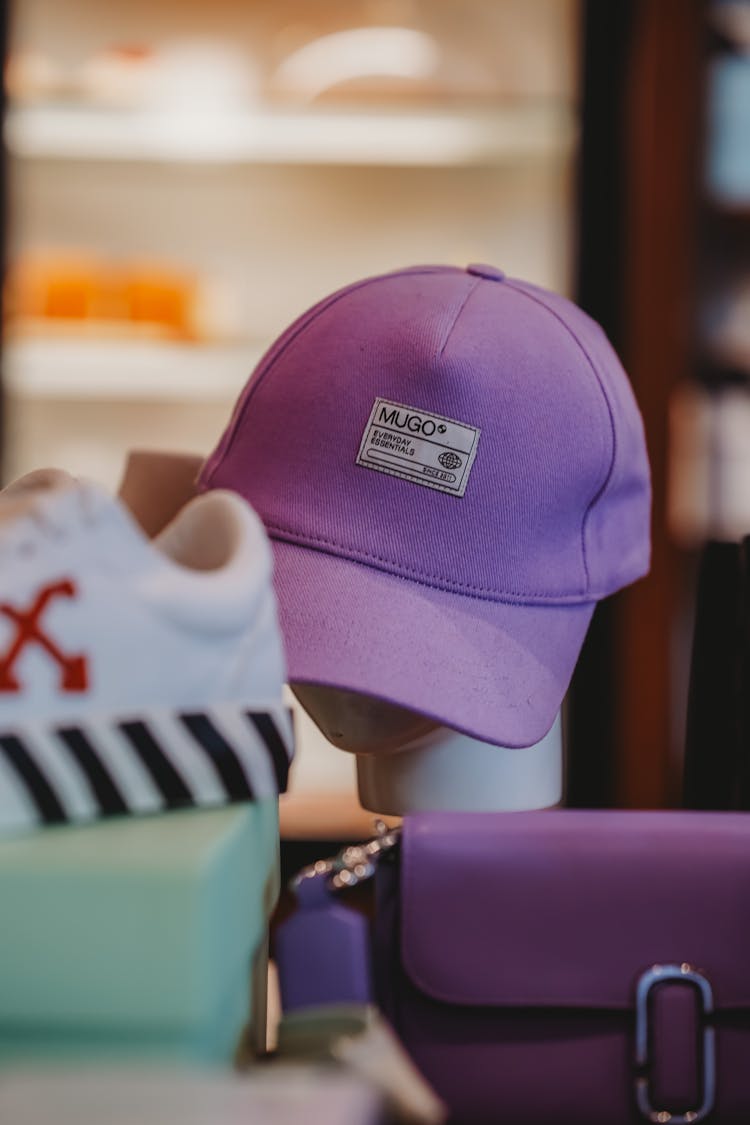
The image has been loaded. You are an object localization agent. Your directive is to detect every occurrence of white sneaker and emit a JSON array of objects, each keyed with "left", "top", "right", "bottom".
[{"left": 0, "top": 471, "right": 293, "bottom": 836}]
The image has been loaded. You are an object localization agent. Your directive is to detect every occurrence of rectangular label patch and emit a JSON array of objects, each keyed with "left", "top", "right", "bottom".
[{"left": 356, "top": 397, "right": 481, "bottom": 498}]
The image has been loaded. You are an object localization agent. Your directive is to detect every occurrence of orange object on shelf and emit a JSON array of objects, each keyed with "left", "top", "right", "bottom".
[
  {"left": 7, "top": 254, "right": 102, "bottom": 321},
  {"left": 4, "top": 253, "right": 200, "bottom": 341},
  {"left": 120, "top": 266, "right": 198, "bottom": 341},
  {"left": 44, "top": 270, "right": 104, "bottom": 320}
]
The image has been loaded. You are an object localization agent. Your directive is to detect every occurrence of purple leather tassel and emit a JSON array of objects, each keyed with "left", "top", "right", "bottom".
[{"left": 276, "top": 870, "right": 372, "bottom": 1012}]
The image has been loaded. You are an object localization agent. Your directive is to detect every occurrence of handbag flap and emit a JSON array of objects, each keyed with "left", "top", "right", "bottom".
[{"left": 401, "top": 810, "right": 750, "bottom": 1011}]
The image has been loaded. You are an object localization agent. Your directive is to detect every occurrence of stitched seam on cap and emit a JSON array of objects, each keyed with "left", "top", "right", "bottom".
[
  {"left": 504, "top": 282, "right": 618, "bottom": 596},
  {"left": 438, "top": 276, "right": 480, "bottom": 356},
  {"left": 205, "top": 268, "right": 456, "bottom": 483},
  {"left": 267, "top": 522, "right": 600, "bottom": 605}
]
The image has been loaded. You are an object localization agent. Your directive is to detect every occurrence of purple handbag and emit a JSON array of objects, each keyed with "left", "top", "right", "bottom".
[{"left": 372, "top": 811, "right": 750, "bottom": 1125}]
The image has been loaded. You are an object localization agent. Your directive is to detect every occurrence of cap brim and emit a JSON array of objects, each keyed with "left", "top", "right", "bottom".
[{"left": 270, "top": 540, "right": 594, "bottom": 749}]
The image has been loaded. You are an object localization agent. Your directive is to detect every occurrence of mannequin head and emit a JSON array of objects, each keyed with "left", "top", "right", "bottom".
[
  {"left": 291, "top": 684, "right": 440, "bottom": 755},
  {"left": 291, "top": 683, "right": 563, "bottom": 815}
]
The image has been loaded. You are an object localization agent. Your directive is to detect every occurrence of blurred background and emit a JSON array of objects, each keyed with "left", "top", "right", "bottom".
[{"left": 1, "top": 0, "right": 749, "bottom": 840}]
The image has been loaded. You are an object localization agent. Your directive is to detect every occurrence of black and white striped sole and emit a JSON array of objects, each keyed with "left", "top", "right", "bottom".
[{"left": 0, "top": 704, "right": 293, "bottom": 835}]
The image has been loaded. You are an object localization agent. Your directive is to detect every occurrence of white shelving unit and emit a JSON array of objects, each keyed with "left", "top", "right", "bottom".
[
  {"left": 4, "top": 337, "right": 265, "bottom": 401},
  {"left": 6, "top": 103, "right": 576, "bottom": 167},
  {"left": 5, "top": 0, "right": 581, "bottom": 835},
  {"left": 5, "top": 99, "right": 577, "bottom": 410}
]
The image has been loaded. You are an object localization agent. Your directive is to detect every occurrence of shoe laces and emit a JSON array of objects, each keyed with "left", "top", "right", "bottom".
[{"left": 0, "top": 483, "right": 109, "bottom": 561}]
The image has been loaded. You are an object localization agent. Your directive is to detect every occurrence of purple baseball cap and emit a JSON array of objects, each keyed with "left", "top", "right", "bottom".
[{"left": 200, "top": 265, "right": 651, "bottom": 748}]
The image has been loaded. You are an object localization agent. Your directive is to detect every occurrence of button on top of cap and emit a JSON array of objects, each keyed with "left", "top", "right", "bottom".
[{"left": 466, "top": 263, "right": 506, "bottom": 282}]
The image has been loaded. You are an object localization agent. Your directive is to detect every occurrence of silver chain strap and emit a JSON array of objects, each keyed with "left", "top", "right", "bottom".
[{"left": 292, "top": 820, "right": 401, "bottom": 892}]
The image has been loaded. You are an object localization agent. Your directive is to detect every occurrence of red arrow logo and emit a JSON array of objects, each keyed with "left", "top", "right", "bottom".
[{"left": 0, "top": 580, "right": 89, "bottom": 692}]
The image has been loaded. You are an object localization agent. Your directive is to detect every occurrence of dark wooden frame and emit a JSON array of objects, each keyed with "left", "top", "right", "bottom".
[{"left": 570, "top": 0, "right": 705, "bottom": 809}]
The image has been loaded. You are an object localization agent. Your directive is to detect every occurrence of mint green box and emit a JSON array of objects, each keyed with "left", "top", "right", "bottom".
[{"left": 0, "top": 801, "right": 279, "bottom": 1064}]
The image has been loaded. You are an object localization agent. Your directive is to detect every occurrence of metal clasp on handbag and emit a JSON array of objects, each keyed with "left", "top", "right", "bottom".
[
  {"left": 292, "top": 821, "right": 401, "bottom": 893},
  {"left": 634, "top": 963, "right": 716, "bottom": 1125}
]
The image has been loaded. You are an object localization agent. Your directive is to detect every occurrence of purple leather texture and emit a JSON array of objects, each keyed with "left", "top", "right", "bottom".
[{"left": 373, "top": 811, "right": 750, "bottom": 1124}]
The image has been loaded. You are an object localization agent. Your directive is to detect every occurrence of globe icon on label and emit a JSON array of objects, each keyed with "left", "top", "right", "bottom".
[{"left": 438, "top": 452, "right": 462, "bottom": 470}]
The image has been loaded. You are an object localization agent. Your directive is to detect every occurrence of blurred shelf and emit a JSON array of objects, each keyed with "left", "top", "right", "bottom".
[
  {"left": 4, "top": 337, "right": 264, "bottom": 400},
  {"left": 710, "top": 0, "right": 750, "bottom": 49},
  {"left": 5, "top": 102, "right": 577, "bottom": 167},
  {"left": 702, "top": 352, "right": 750, "bottom": 384},
  {"left": 706, "top": 201, "right": 750, "bottom": 223},
  {"left": 708, "top": 195, "right": 750, "bottom": 213},
  {"left": 279, "top": 791, "right": 393, "bottom": 841}
]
